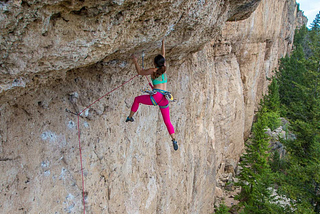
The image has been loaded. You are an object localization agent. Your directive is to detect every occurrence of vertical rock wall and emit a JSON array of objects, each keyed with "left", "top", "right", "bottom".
[
  {"left": 0, "top": 0, "right": 305, "bottom": 213},
  {"left": 221, "top": 0, "right": 299, "bottom": 139},
  {"left": 213, "top": 0, "right": 305, "bottom": 200}
]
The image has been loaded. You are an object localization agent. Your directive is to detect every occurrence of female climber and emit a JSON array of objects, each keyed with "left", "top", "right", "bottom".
[{"left": 126, "top": 40, "right": 178, "bottom": 151}]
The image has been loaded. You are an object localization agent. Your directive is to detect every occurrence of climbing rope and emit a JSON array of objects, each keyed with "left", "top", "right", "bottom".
[
  {"left": 78, "top": 74, "right": 139, "bottom": 116},
  {"left": 73, "top": 74, "right": 139, "bottom": 214},
  {"left": 66, "top": 53, "right": 150, "bottom": 214}
]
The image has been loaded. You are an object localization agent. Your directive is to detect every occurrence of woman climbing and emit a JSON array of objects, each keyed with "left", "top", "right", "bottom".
[{"left": 126, "top": 40, "right": 178, "bottom": 151}]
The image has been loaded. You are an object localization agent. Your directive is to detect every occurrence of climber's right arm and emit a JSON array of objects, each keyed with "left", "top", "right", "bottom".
[{"left": 161, "top": 39, "right": 165, "bottom": 58}]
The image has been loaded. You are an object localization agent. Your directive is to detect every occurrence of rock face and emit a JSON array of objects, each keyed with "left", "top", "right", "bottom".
[
  {"left": 0, "top": 0, "right": 305, "bottom": 213},
  {"left": 0, "top": 0, "right": 262, "bottom": 101}
]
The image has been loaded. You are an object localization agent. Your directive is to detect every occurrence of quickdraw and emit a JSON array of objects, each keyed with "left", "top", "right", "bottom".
[{"left": 140, "top": 88, "right": 157, "bottom": 95}]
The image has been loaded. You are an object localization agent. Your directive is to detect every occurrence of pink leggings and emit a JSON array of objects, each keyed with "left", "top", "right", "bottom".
[{"left": 131, "top": 92, "right": 175, "bottom": 135}]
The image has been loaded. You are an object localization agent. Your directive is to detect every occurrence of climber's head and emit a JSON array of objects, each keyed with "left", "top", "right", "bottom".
[
  {"left": 154, "top": 54, "right": 165, "bottom": 68},
  {"left": 153, "top": 54, "right": 166, "bottom": 79}
]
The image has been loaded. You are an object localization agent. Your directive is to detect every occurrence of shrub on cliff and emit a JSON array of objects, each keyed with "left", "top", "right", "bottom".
[{"left": 215, "top": 202, "right": 230, "bottom": 214}]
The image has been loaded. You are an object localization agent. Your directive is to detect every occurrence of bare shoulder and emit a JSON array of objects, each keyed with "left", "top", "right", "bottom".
[
  {"left": 148, "top": 68, "right": 158, "bottom": 73},
  {"left": 141, "top": 67, "right": 157, "bottom": 75}
]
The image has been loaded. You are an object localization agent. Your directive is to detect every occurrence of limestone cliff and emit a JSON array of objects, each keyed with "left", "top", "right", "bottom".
[{"left": 0, "top": 0, "right": 305, "bottom": 213}]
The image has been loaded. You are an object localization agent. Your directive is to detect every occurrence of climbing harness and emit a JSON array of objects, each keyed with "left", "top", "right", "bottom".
[
  {"left": 164, "top": 91, "right": 175, "bottom": 102},
  {"left": 144, "top": 88, "right": 175, "bottom": 109},
  {"left": 141, "top": 88, "right": 176, "bottom": 102},
  {"left": 140, "top": 88, "right": 157, "bottom": 95}
]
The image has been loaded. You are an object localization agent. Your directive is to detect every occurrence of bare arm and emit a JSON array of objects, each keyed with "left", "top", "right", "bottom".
[
  {"left": 140, "top": 68, "right": 157, "bottom": 75},
  {"left": 132, "top": 55, "right": 156, "bottom": 76},
  {"left": 161, "top": 40, "right": 165, "bottom": 58},
  {"left": 132, "top": 55, "right": 142, "bottom": 75}
]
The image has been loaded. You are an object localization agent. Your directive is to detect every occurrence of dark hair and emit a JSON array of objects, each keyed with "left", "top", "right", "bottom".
[{"left": 154, "top": 54, "right": 166, "bottom": 79}]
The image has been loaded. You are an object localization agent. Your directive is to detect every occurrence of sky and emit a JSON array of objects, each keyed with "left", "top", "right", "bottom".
[{"left": 296, "top": 0, "right": 320, "bottom": 28}]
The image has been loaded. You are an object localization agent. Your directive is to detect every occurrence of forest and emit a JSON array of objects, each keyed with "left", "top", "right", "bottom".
[{"left": 216, "top": 11, "right": 320, "bottom": 214}]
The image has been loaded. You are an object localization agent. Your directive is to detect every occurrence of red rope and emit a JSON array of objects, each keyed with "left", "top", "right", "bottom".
[
  {"left": 77, "top": 115, "right": 86, "bottom": 214},
  {"left": 76, "top": 74, "right": 139, "bottom": 214},
  {"left": 145, "top": 76, "right": 154, "bottom": 89},
  {"left": 79, "top": 74, "right": 139, "bottom": 115}
]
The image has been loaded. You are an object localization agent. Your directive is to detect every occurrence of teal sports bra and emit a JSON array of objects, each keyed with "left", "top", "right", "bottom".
[{"left": 151, "top": 73, "right": 167, "bottom": 85}]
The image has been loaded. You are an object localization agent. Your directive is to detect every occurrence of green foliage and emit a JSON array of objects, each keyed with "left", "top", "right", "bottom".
[
  {"left": 269, "top": 150, "right": 287, "bottom": 173},
  {"left": 294, "top": 25, "right": 309, "bottom": 47},
  {"left": 235, "top": 104, "right": 283, "bottom": 212},
  {"left": 273, "top": 13, "right": 320, "bottom": 213},
  {"left": 215, "top": 202, "right": 230, "bottom": 214},
  {"left": 239, "top": 199, "right": 286, "bottom": 214},
  {"left": 235, "top": 13, "right": 320, "bottom": 213},
  {"left": 264, "top": 111, "right": 281, "bottom": 131},
  {"left": 310, "top": 11, "right": 320, "bottom": 31},
  {"left": 276, "top": 45, "right": 308, "bottom": 113},
  {"left": 262, "top": 77, "right": 281, "bottom": 130},
  {"left": 263, "top": 77, "right": 281, "bottom": 113}
]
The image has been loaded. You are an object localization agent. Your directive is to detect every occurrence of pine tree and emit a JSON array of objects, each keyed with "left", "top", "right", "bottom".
[
  {"left": 276, "top": 44, "right": 308, "bottom": 118},
  {"left": 274, "top": 13, "right": 320, "bottom": 212},
  {"left": 310, "top": 11, "right": 320, "bottom": 52},
  {"left": 235, "top": 105, "right": 280, "bottom": 212},
  {"left": 294, "top": 25, "right": 308, "bottom": 46},
  {"left": 264, "top": 77, "right": 280, "bottom": 113},
  {"left": 263, "top": 77, "right": 281, "bottom": 130},
  {"left": 310, "top": 11, "right": 320, "bottom": 31}
]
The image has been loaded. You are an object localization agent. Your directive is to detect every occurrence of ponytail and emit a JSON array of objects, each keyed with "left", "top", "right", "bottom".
[
  {"left": 154, "top": 66, "right": 166, "bottom": 79},
  {"left": 154, "top": 54, "right": 166, "bottom": 79}
]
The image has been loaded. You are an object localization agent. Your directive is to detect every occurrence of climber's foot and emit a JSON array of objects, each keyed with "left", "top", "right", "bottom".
[
  {"left": 126, "top": 116, "right": 134, "bottom": 122},
  {"left": 172, "top": 139, "right": 178, "bottom": 151}
]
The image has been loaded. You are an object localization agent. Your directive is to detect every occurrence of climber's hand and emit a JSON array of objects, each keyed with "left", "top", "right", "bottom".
[{"left": 131, "top": 55, "right": 137, "bottom": 61}]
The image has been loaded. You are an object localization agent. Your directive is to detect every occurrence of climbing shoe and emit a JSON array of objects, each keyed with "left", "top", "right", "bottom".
[
  {"left": 125, "top": 116, "right": 134, "bottom": 122},
  {"left": 172, "top": 139, "right": 178, "bottom": 151}
]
